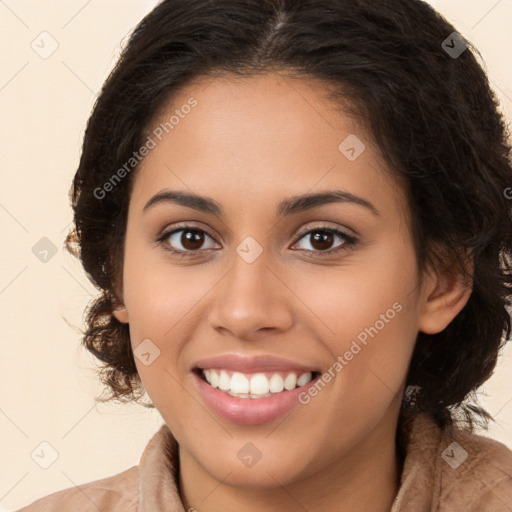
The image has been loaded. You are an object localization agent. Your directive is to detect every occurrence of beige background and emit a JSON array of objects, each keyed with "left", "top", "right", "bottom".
[{"left": 0, "top": 0, "right": 511, "bottom": 509}]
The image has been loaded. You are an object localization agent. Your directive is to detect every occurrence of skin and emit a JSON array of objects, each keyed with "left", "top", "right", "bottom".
[{"left": 113, "top": 72, "right": 471, "bottom": 512}]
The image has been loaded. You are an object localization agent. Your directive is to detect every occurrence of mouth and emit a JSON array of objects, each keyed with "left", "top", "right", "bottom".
[
  {"left": 193, "top": 367, "right": 322, "bottom": 399},
  {"left": 191, "top": 353, "right": 324, "bottom": 424}
]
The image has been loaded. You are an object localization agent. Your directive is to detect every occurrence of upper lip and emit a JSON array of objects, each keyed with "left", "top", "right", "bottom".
[{"left": 193, "top": 353, "right": 320, "bottom": 374}]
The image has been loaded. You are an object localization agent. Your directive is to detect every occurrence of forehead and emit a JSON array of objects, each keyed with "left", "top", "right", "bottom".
[{"left": 129, "top": 72, "right": 406, "bottom": 220}]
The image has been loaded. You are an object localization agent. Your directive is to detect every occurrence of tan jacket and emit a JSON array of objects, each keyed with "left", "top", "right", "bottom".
[{"left": 16, "top": 412, "right": 512, "bottom": 511}]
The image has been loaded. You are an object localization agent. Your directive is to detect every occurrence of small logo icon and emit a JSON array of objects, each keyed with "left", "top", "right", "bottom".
[
  {"left": 31, "top": 441, "right": 59, "bottom": 469},
  {"left": 339, "top": 134, "right": 366, "bottom": 161},
  {"left": 32, "top": 237, "right": 58, "bottom": 263},
  {"left": 236, "top": 236, "right": 263, "bottom": 264},
  {"left": 31, "top": 31, "right": 59, "bottom": 59},
  {"left": 442, "top": 32, "right": 468, "bottom": 59},
  {"left": 441, "top": 441, "right": 468, "bottom": 469},
  {"left": 237, "top": 442, "right": 262, "bottom": 468},
  {"left": 133, "top": 338, "right": 161, "bottom": 366}
]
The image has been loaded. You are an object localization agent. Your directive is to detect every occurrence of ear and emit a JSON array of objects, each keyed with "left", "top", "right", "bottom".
[
  {"left": 111, "top": 276, "right": 129, "bottom": 324},
  {"left": 418, "top": 254, "right": 473, "bottom": 335},
  {"left": 112, "top": 306, "right": 129, "bottom": 324}
]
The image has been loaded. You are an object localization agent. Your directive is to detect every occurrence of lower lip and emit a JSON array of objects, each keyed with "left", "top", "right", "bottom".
[{"left": 193, "top": 371, "right": 320, "bottom": 425}]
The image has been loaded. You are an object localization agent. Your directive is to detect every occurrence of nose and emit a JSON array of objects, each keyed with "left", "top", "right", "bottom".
[{"left": 207, "top": 248, "right": 294, "bottom": 341}]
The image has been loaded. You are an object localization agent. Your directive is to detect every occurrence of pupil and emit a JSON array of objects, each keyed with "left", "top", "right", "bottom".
[
  {"left": 183, "top": 230, "right": 203, "bottom": 250},
  {"left": 312, "top": 232, "right": 333, "bottom": 251}
]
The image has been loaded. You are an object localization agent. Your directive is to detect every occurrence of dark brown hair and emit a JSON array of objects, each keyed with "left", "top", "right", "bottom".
[{"left": 65, "top": 0, "right": 512, "bottom": 431}]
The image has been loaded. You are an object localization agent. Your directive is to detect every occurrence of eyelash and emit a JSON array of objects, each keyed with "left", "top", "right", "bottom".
[{"left": 156, "top": 223, "right": 357, "bottom": 259}]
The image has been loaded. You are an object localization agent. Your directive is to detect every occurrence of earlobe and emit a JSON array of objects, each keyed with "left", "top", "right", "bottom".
[
  {"left": 111, "top": 281, "right": 128, "bottom": 323},
  {"left": 113, "top": 307, "right": 129, "bottom": 324},
  {"left": 418, "top": 263, "right": 473, "bottom": 335}
]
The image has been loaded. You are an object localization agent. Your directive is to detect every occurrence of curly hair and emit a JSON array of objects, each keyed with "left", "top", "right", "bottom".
[{"left": 65, "top": 0, "right": 512, "bottom": 431}]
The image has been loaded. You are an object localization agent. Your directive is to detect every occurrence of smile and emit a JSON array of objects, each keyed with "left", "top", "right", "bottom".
[
  {"left": 200, "top": 368, "right": 318, "bottom": 398},
  {"left": 193, "top": 367, "right": 322, "bottom": 425}
]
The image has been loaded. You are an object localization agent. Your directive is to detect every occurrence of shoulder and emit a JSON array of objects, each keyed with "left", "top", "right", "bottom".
[
  {"left": 438, "top": 424, "right": 512, "bottom": 510},
  {"left": 15, "top": 466, "right": 139, "bottom": 512}
]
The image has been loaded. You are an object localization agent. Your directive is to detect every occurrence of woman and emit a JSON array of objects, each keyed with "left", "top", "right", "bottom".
[{"left": 18, "top": 0, "right": 512, "bottom": 510}]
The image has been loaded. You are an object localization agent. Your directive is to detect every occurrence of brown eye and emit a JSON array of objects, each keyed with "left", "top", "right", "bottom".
[
  {"left": 159, "top": 226, "right": 219, "bottom": 254},
  {"left": 158, "top": 224, "right": 356, "bottom": 258},
  {"left": 292, "top": 227, "right": 357, "bottom": 256},
  {"left": 179, "top": 230, "right": 206, "bottom": 250},
  {"left": 309, "top": 231, "right": 336, "bottom": 251}
]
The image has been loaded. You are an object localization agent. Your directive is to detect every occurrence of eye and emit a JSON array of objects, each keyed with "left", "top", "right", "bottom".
[
  {"left": 291, "top": 226, "right": 357, "bottom": 256},
  {"left": 157, "top": 225, "right": 219, "bottom": 256},
  {"left": 157, "top": 224, "right": 357, "bottom": 258}
]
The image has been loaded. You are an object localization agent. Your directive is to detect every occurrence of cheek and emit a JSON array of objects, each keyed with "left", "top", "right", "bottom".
[
  {"left": 291, "top": 247, "right": 418, "bottom": 348},
  {"left": 297, "top": 275, "right": 416, "bottom": 383},
  {"left": 121, "top": 240, "right": 207, "bottom": 340},
  {"left": 120, "top": 244, "right": 221, "bottom": 401},
  {"left": 289, "top": 245, "right": 420, "bottom": 407}
]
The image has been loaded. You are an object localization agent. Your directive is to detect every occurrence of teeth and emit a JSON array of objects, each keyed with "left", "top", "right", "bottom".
[
  {"left": 269, "top": 374, "right": 284, "bottom": 393},
  {"left": 218, "top": 370, "right": 231, "bottom": 391},
  {"left": 201, "top": 369, "right": 314, "bottom": 398},
  {"left": 297, "top": 372, "right": 312, "bottom": 386},
  {"left": 228, "top": 390, "right": 273, "bottom": 399},
  {"left": 250, "top": 373, "right": 270, "bottom": 395},
  {"left": 210, "top": 370, "right": 219, "bottom": 388},
  {"left": 231, "top": 372, "right": 250, "bottom": 393},
  {"left": 283, "top": 373, "right": 297, "bottom": 390}
]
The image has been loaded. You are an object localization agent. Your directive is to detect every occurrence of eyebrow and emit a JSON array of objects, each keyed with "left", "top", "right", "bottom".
[{"left": 143, "top": 189, "right": 380, "bottom": 217}]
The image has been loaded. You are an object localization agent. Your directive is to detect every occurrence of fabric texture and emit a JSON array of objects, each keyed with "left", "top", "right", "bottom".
[{"left": 16, "top": 412, "right": 512, "bottom": 512}]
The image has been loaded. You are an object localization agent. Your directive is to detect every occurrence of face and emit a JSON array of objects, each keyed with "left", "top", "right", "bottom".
[{"left": 113, "top": 72, "right": 469, "bottom": 489}]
